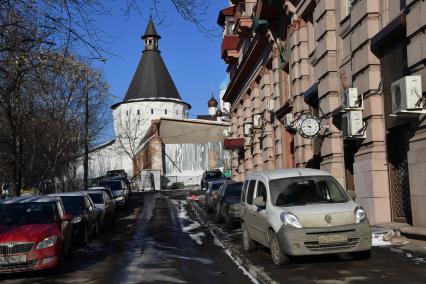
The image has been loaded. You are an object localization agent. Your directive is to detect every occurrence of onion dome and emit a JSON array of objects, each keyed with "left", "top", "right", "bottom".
[{"left": 208, "top": 94, "right": 218, "bottom": 108}]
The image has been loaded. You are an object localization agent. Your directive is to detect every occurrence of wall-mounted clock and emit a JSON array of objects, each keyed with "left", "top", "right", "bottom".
[{"left": 298, "top": 115, "right": 321, "bottom": 139}]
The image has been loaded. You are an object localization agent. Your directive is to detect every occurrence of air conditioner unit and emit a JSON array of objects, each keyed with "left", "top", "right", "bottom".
[
  {"left": 223, "top": 126, "right": 233, "bottom": 138},
  {"left": 391, "top": 75, "right": 425, "bottom": 114},
  {"left": 244, "top": 136, "right": 253, "bottom": 147},
  {"left": 341, "top": 88, "right": 363, "bottom": 110},
  {"left": 283, "top": 113, "right": 295, "bottom": 129},
  {"left": 267, "top": 100, "right": 275, "bottom": 112},
  {"left": 243, "top": 123, "right": 253, "bottom": 137},
  {"left": 253, "top": 114, "right": 263, "bottom": 128},
  {"left": 342, "top": 111, "right": 365, "bottom": 139}
]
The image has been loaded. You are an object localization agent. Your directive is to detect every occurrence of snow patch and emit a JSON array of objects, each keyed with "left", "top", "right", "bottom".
[
  {"left": 371, "top": 232, "right": 392, "bottom": 246},
  {"left": 182, "top": 221, "right": 201, "bottom": 232},
  {"left": 189, "top": 232, "right": 206, "bottom": 245},
  {"left": 223, "top": 248, "right": 260, "bottom": 284}
]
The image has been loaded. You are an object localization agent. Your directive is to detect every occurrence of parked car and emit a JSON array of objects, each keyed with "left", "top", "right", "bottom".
[
  {"left": 87, "top": 186, "right": 114, "bottom": 201},
  {"left": 49, "top": 192, "right": 99, "bottom": 245},
  {"left": 204, "top": 180, "right": 226, "bottom": 212},
  {"left": 215, "top": 181, "right": 243, "bottom": 228},
  {"left": 98, "top": 179, "right": 129, "bottom": 207},
  {"left": 106, "top": 169, "right": 127, "bottom": 178},
  {"left": 200, "top": 169, "right": 228, "bottom": 190},
  {"left": 0, "top": 196, "right": 73, "bottom": 273},
  {"left": 87, "top": 190, "right": 116, "bottom": 227},
  {"left": 240, "top": 169, "right": 372, "bottom": 265}
]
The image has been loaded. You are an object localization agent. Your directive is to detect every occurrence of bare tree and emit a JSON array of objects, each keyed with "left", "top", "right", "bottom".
[{"left": 114, "top": 111, "right": 152, "bottom": 178}]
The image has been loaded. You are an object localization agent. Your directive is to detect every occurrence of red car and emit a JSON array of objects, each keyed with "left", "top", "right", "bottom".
[{"left": 0, "top": 196, "right": 73, "bottom": 273}]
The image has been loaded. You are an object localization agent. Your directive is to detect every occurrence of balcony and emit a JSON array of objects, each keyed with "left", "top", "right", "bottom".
[
  {"left": 234, "top": 2, "right": 256, "bottom": 36},
  {"left": 221, "top": 35, "right": 241, "bottom": 64}
]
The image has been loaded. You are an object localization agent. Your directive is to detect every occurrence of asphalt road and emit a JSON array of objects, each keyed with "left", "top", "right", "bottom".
[{"left": 0, "top": 191, "right": 254, "bottom": 284}]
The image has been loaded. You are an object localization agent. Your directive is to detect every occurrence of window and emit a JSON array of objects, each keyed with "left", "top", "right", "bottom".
[
  {"left": 256, "top": 181, "right": 267, "bottom": 202},
  {"left": 241, "top": 180, "right": 248, "bottom": 201},
  {"left": 165, "top": 109, "right": 167, "bottom": 115},
  {"left": 151, "top": 109, "right": 154, "bottom": 114},
  {"left": 176, "top": 110, "right": 179, "bottom": 115},
  {"left": 137, "top": 110, "right": 140, "bottom": 115},
  {"left": 246, "top": 180, "right": 256, "bottom": 205},
  {"left": 342, "top": 0, "right": 352, "bottom": 18},
  {"left": 269, "top": 176, "right": 349, "bottom": 207}
]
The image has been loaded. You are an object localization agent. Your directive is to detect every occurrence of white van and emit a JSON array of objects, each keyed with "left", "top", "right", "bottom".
[{"left": 240, "top": 169, "right": 371, "bottom": 265}]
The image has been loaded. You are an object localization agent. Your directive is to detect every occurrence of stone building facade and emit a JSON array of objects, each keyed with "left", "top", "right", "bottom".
[{"left": 218, "top": 0, "right": 426, "bottom": 227}]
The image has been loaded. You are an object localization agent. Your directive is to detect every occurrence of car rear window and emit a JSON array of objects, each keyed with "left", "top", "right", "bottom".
[
  {"left": 0, "top": 202, "right": 58, "bottom": 225},
  {"left": 60, "top": 196, "right": 84, "bottom": 215},
  {"left": 99, "top": 180, "right": 122, "bottom": 191},
  {"left": 206, "top": 171, "right": 222, "bottom": 178},
  {"left": 88, "top": 193, "right": 104, "bottom": 204},
  {"left": 225, "top": 183, "right": 243, "bottom": 197},
  {"left": 269, "top": 176, "right": 349, "bottom": 206},
  {"left": 211, "top": 182, "right": 224, "bottom": 191},
  {"left": 246, "top": 180, "right": 256, "bottom": 205}
]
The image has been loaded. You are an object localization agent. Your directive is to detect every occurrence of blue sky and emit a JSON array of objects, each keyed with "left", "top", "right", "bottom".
[{"left": 93, "top": 1, "right": 228, "bottom": 140}]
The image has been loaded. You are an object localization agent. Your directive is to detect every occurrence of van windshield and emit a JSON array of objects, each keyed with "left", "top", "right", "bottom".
[{"left": 269, "top": 176, "right": 349, "bottom": 207}]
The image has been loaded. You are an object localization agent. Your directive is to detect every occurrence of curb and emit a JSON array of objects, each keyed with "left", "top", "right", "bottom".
[
  {"left": 190, "top": 201, "right": 279, "bottom": 284},
  {"left": 374, "top": 224, "right": 426, "bottom": 241}
]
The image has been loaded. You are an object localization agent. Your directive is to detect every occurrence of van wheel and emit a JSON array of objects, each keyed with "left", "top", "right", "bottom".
[
  {"left": 242, "top": 223, "right": 256, "bottom": 251},
  {"left": 269, "top": 231, "right": 290, "bottom": 265}
]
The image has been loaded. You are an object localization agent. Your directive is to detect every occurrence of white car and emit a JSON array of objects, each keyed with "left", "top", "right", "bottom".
[{"left": 240, "top": 169, "right": 371, "bottom": 265}]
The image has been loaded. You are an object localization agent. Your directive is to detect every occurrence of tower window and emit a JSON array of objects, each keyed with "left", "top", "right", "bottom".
[
  {"left": 165, "top": 109, "right": 167, "bottom": 115},
  {"left": 137, "top": 110, "right": 140, "bottom": 115},
  {"left": 151, "top": 109, "right": 154, "bottom": 114}
]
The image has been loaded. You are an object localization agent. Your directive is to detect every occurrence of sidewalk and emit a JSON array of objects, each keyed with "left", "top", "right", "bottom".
[{"left": 374, "top": 222, "right": 426, "bottom": 240}]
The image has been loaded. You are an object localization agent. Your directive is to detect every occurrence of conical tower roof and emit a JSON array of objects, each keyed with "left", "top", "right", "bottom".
[
  {"left": 122, "top": 19, "right": 183, "bottom": 103},
  {"left": 142, "top": 16, "right": 161, "bottom": 39}
]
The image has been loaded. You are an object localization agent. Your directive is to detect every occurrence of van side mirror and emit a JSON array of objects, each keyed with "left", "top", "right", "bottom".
[
  {"left": 347, "top": 190, "right": 356, "bottom": 200},
  {"left": 253, "top": 196, "right": 266, "bottom": 208}
]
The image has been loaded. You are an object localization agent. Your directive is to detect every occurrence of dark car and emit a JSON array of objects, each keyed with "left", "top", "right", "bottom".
[
  {"left": 215, "top": 181, "right": 243, "bottom": 228},
  {"left": 98, "top": 179, "right": 129, "bottom": 206},
  {"left": 49, "top": 192, "right": 99, "bottom": 245},
  {"left": 87, "top": 186, "right": 114, "bottom": 201},
  {"left": 87, "top": 190, "right": 116, "bottom": 227},
  {"left": 204, "top": 180, "right": 227, "bottom": 212},
  {"left": 200, "top": 170, "right": 228, "bottom": 190},
  {"left": 0, "top": 196, "right": 73, "bottom": 273},
  {"left": 106, "top": 169, "right": 127, "bottom": 178}
]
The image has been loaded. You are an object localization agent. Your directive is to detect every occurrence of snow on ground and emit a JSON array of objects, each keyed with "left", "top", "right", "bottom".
[
  {"left": 371, "top": 232, "right": 392, "bottom": 247},
  {"left": 176, "top": 200, "right": 206, "bottom": 246}
]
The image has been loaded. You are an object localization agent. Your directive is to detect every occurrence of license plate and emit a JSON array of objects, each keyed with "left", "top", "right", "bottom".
[
  {"left": 318, "top": 234, "right": 348, "bottom": 244},
  {"left": 0, "top": 255, "right": 27, "bottom": 264}
]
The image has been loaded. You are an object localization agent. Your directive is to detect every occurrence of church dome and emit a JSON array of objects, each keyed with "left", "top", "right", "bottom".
[{"left": 208, "top": 95, "right": 218, "bottom": 108}]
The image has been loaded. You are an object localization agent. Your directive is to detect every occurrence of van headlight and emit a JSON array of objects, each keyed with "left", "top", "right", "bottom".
[
  {"left": 280, "top": 212, "right": 303, "bottom": 229},
  {"left": 36, "top": 236, "right": 58, "bottom": 250},
  {"left": 355, "top": 207, "right": 366, "bottom": 224}
]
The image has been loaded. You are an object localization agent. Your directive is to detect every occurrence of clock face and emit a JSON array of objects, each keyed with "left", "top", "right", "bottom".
[{"left": 299, "top": 116, "right": 321, "bottom": 138}]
